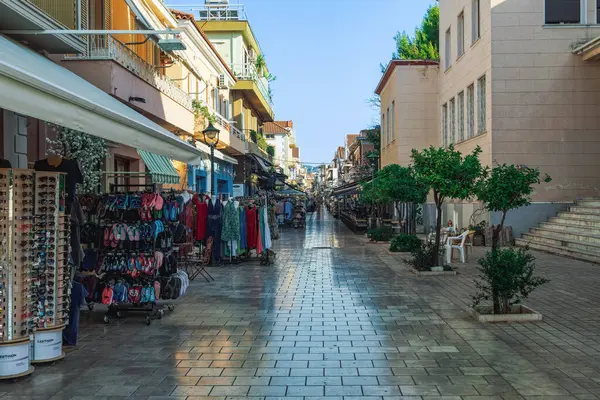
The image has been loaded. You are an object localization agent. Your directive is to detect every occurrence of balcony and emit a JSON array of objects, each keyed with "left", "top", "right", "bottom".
[
  {"left": 65, "top": 35, "right": 193, "bottom": 111},
  {"left": 230, "top": 63, "right": 274, "bottom": 121}
]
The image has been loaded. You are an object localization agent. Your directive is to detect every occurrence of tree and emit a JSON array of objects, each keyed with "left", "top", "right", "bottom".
[
  {"left": 377, "top": 165, "right": 428, "bottom": 233},
  {"left": 393, "top": 5, "right": 439, "bottom": 61},
  {"left": 411, "top": 145, "right": 486, "bottom": 266},
  {"left": 477, "top": 165, "right": 552, "bottom": 247}
]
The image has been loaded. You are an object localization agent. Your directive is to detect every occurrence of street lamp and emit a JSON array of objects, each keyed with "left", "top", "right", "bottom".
[{"left": 203, "top": 122, "right": 220, "bottom": 195}]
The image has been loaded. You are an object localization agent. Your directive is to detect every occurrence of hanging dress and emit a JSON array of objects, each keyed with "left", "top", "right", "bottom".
[
  {"left": 194, "top": 195, "right": 208, "bottom": 241},
  {"left": 239, "top": 206, "right": 247, "bottom": 251},
  {"left": 207, "top": 199, "right": 223, "bottom": 262},
  {"left": 246, "top": 205, "right": 258, "bottom": 249},
  {"left": 264, "top": 205, "right": 272, "bottom": 249},
  {"left": 221, "top": 201, "right": 240, "bottom": 257},
  {"left": 256, "top": 207, "right": 264, "bottom": 255}
]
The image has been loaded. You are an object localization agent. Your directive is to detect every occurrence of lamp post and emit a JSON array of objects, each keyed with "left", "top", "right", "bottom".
[{"left": 202, "top": 122, "right": 220, "bottom": 195}]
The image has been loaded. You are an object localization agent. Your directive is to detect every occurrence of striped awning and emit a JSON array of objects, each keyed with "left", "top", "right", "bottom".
[{"left": 138, "top": 149, "right": 180, "bottom": 184}]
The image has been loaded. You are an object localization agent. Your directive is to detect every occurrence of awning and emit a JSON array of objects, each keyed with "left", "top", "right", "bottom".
[
  {"left": 249, "top": 154, "right": 273, "bottom": 175},
  {"left": 0, "top": 35, "right": 205, "bottom": 164},
  {"left": 196, "top": 142, "right": 238, "bottom": 165},
  {"left": 332, "top": 181, "right": 364, "bottom": 197},
  {"left": 138, "top": 149, "right": 180, "bottom": 184}
]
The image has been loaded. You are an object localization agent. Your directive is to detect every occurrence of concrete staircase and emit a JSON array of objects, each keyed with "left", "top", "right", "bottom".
[{"left": 515, "top": 198, "right": 600, "bottom": 264}]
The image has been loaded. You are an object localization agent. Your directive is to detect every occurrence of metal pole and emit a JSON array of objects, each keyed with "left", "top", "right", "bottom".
[{"left": 210, "top": 144, "right": 215, "bottom": 195}]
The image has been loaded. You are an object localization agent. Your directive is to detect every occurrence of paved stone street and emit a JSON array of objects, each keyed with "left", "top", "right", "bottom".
[{"left": 4, "top": 208, "right": 600, "bottom": 399}]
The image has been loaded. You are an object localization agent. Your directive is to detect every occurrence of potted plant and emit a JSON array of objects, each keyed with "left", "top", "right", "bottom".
[{"left": 470, "top": 164, "right": 552, "bottom": 321}]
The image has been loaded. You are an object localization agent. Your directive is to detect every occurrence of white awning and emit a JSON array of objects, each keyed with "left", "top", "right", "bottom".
[
  {"left": 196, "top": 142, "right": 238, "bottom": 165},
  {"left": 0, "top": 35, "right": 204, "bottom": 164}
]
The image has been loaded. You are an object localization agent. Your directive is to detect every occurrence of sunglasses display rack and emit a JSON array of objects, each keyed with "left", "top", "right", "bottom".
[
  {"left": 29, "top": 171, "right": 68, "bottom": 364},
  {"left": 0, "top": 169, "right": 35, "bottom": 379}
]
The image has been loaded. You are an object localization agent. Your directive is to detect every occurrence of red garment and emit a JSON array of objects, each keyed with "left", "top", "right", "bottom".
[
  {"left": 194, "top": 195, "right": 208, "bottom": 241},
  {"left": 246, "top": 205, "right": 258, "bottom": 249}
]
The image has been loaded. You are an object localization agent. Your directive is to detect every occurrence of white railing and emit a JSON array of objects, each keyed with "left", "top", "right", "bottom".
[
  {"left": 193, "top": 3, "right": 247, "bottom": 21},
  {"left": 230, "top": 62, "right": 273, "bottom": 107},
  {"left": 65, "top": 35, "right": 193, "bottom": 111}
]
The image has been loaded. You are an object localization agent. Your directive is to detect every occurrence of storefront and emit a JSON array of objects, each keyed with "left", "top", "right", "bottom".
[{"left": 191, "top": 159, "right": 235, "bottom": 196}]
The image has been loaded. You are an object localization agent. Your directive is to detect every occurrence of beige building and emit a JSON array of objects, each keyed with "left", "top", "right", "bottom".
[{"left": 378, "top": 0, "right": 600, "bottom": 239}]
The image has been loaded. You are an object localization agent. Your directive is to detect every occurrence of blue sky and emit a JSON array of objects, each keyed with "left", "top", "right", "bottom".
[{"left": 171, "top": 0, "right": 435, "bottom": 164}]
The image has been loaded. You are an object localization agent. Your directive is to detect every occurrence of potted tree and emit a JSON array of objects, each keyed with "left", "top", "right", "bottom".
[
  {"left": 410, "top": 145, "right": 486, "bottom": 268},
  {"left": 470, "top": 164, "right": 551, "bottom": 321}
]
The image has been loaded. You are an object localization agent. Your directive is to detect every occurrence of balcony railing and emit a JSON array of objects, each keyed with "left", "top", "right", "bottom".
[
  {"left": 231, "top": 63, "right": 273, "bottom": 106},
  {"left": 194, "top": 3, "right": 247, "bottom": 21},
  {"left": 65, "top": 35, "right": 193, "bottom": 111},
  {"left": 194, "top": 100, "right": 246, "bottom": 143}
]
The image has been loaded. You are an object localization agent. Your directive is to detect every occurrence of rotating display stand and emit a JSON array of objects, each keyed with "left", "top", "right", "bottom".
[{"left": 0, "top": 169, "right": 70, "bottom": 375}]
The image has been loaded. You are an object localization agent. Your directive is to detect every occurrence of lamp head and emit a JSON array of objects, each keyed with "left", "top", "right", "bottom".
[{"left": 203, "top": 122, "right": 220, "bottom": 145}]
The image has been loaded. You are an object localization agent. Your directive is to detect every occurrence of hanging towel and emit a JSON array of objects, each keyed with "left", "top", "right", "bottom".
[{"left": 264, "top": 205, "right": 272, "bottom": 249}]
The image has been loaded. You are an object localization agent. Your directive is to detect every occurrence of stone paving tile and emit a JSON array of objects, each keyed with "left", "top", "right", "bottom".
[{"left": 1, "top": 209, "right": 600, "bottom": 398}]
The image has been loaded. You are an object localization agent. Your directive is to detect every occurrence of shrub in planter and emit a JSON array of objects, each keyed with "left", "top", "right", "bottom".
[
  {"left": 404, "top": 241, "right": 444, "bottom": 271},
  {"left": 367, "top": 227, "right": 393, "bottom": 242},
  {"left": 472, "top": 247, "right": 549, "bottom": 314},
  {"left": 390, "top": 234, "right": 421, "bottom": 253}
]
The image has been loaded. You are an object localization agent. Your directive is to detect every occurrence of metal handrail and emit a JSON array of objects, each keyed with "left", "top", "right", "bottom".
[{"left": 230, "top": 62, "right": 273, "bottom": 106}]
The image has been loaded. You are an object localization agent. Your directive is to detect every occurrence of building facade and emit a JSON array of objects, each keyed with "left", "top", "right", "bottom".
[{"left": 378, "top": 0, "right": 600, "bottom": 236}]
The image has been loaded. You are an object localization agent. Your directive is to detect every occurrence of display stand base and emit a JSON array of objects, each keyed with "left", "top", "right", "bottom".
[
  {"left": 31, "top": 352, "right": 65, "bottom": 364},
  {"left": 31, "top": 326, "right": 65, "bottom": 363},
  {"left": 0, "top": 366, "right": 35, "bottom": 380},
  {"left": 0, "top": 338, "right": 32, "bottom": 379}
]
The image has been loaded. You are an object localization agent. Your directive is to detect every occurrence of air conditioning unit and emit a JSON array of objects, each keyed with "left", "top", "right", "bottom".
[{"left": 218, "top": 74, "right": 227, "bottom": 88}]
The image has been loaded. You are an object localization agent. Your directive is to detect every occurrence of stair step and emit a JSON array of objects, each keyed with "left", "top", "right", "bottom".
[
  {"left": 539, "top": 221, "right": 600, "bottom": 235},
  {"left": 557, "top": 211, "right": 600, "bottom": 222},
  {"left": 515, "top": 238, "right": 600, "bottom": 264},
  {"left": 521, "top": 232, "right": 600, "bottom": 254},
  {"left": 569, "top": 206, "right": 600, "bottom": 215},
  {"left": 530, "top": 227, "right": 600, "bottom": 246},
  {"left": 549, "top": 217, "right": 600, "bottom": 228},
  {"left": 578, "top": 200, "right": 600, "bottom": 207}
]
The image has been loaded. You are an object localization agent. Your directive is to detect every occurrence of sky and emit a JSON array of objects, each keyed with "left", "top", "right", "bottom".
[{"left": 170, "top": 0, "right": 436, "bottom": 164}]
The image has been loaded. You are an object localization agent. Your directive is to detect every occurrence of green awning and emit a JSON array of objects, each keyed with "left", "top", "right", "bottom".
[{"left": 137, "top": 149, "right": 180, "bottom": 184}]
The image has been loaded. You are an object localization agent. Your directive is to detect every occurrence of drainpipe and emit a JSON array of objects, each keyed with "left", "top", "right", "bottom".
[{"left": 77, "top": 0, "right": 81, "bottom": 30}]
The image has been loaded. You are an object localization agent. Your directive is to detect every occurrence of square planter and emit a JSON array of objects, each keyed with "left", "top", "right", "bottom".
[
  {"left": 408, "top": 266, "right": 457, "bottom": 276},
  {"left": 468, "top": 305, "right": 542, "bottom": 323}
]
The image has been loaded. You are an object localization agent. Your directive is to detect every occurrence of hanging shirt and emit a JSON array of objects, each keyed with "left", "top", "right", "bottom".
[
  {"left": 264, "top": 205, "right": 272, "bottom": 249},
  {"left": 284, "top": 201, "right": 293, "bottom": 220},
  {"left": 193, "top": 195, "right": 208, "bottom": 241}
]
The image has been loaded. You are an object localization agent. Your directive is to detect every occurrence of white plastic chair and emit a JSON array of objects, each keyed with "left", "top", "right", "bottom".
[{"left": 446, "top": 231, "right": 471, "bottom": 264}]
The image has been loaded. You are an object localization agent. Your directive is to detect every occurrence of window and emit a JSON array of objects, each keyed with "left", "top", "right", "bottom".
[
  {"left": 391, "top": 101, "right": 395, "bottom": 140},
  {"left": 467, "top": 84, "right": 475, "bottom": 139},
  {"left": 477, "top": 75, "right": 487, "bottom": 135},
  {"left": 457, "top": 11, "right": 465, "bottom": 58},
  {"left": 386, "top": 107, "right": 391, "bottom": 144},
  {"left": 472, "top": 0, "right": 480, "bottom": 43},
  {"left": 266, "top": 134, "right": 275, "bottom": 139},
  {"left": 442, "top": 103, "right": 448, "bottom": 147},
  {"left": 457, "top": 91, "right": 465, "bottom": 142},
  {"left": 449, "top": 98, "right": 456, "bottom": 144},
  {"left": 545, "top": 0, "right": 582, "bottom": 24},
  {"left": 381, "top": 114, "right": 386, "bottom": 146},
  {"left": 445, "top": 28, "right": 452, "bottom": 70}
]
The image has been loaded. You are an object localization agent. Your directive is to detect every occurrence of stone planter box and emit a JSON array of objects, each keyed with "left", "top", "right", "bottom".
[
  {"left": 468, "top": 305, "right": 542, "bottom": 323},
  {"left": 408, "top": 266, "right": 457, "bottom": 276}
]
